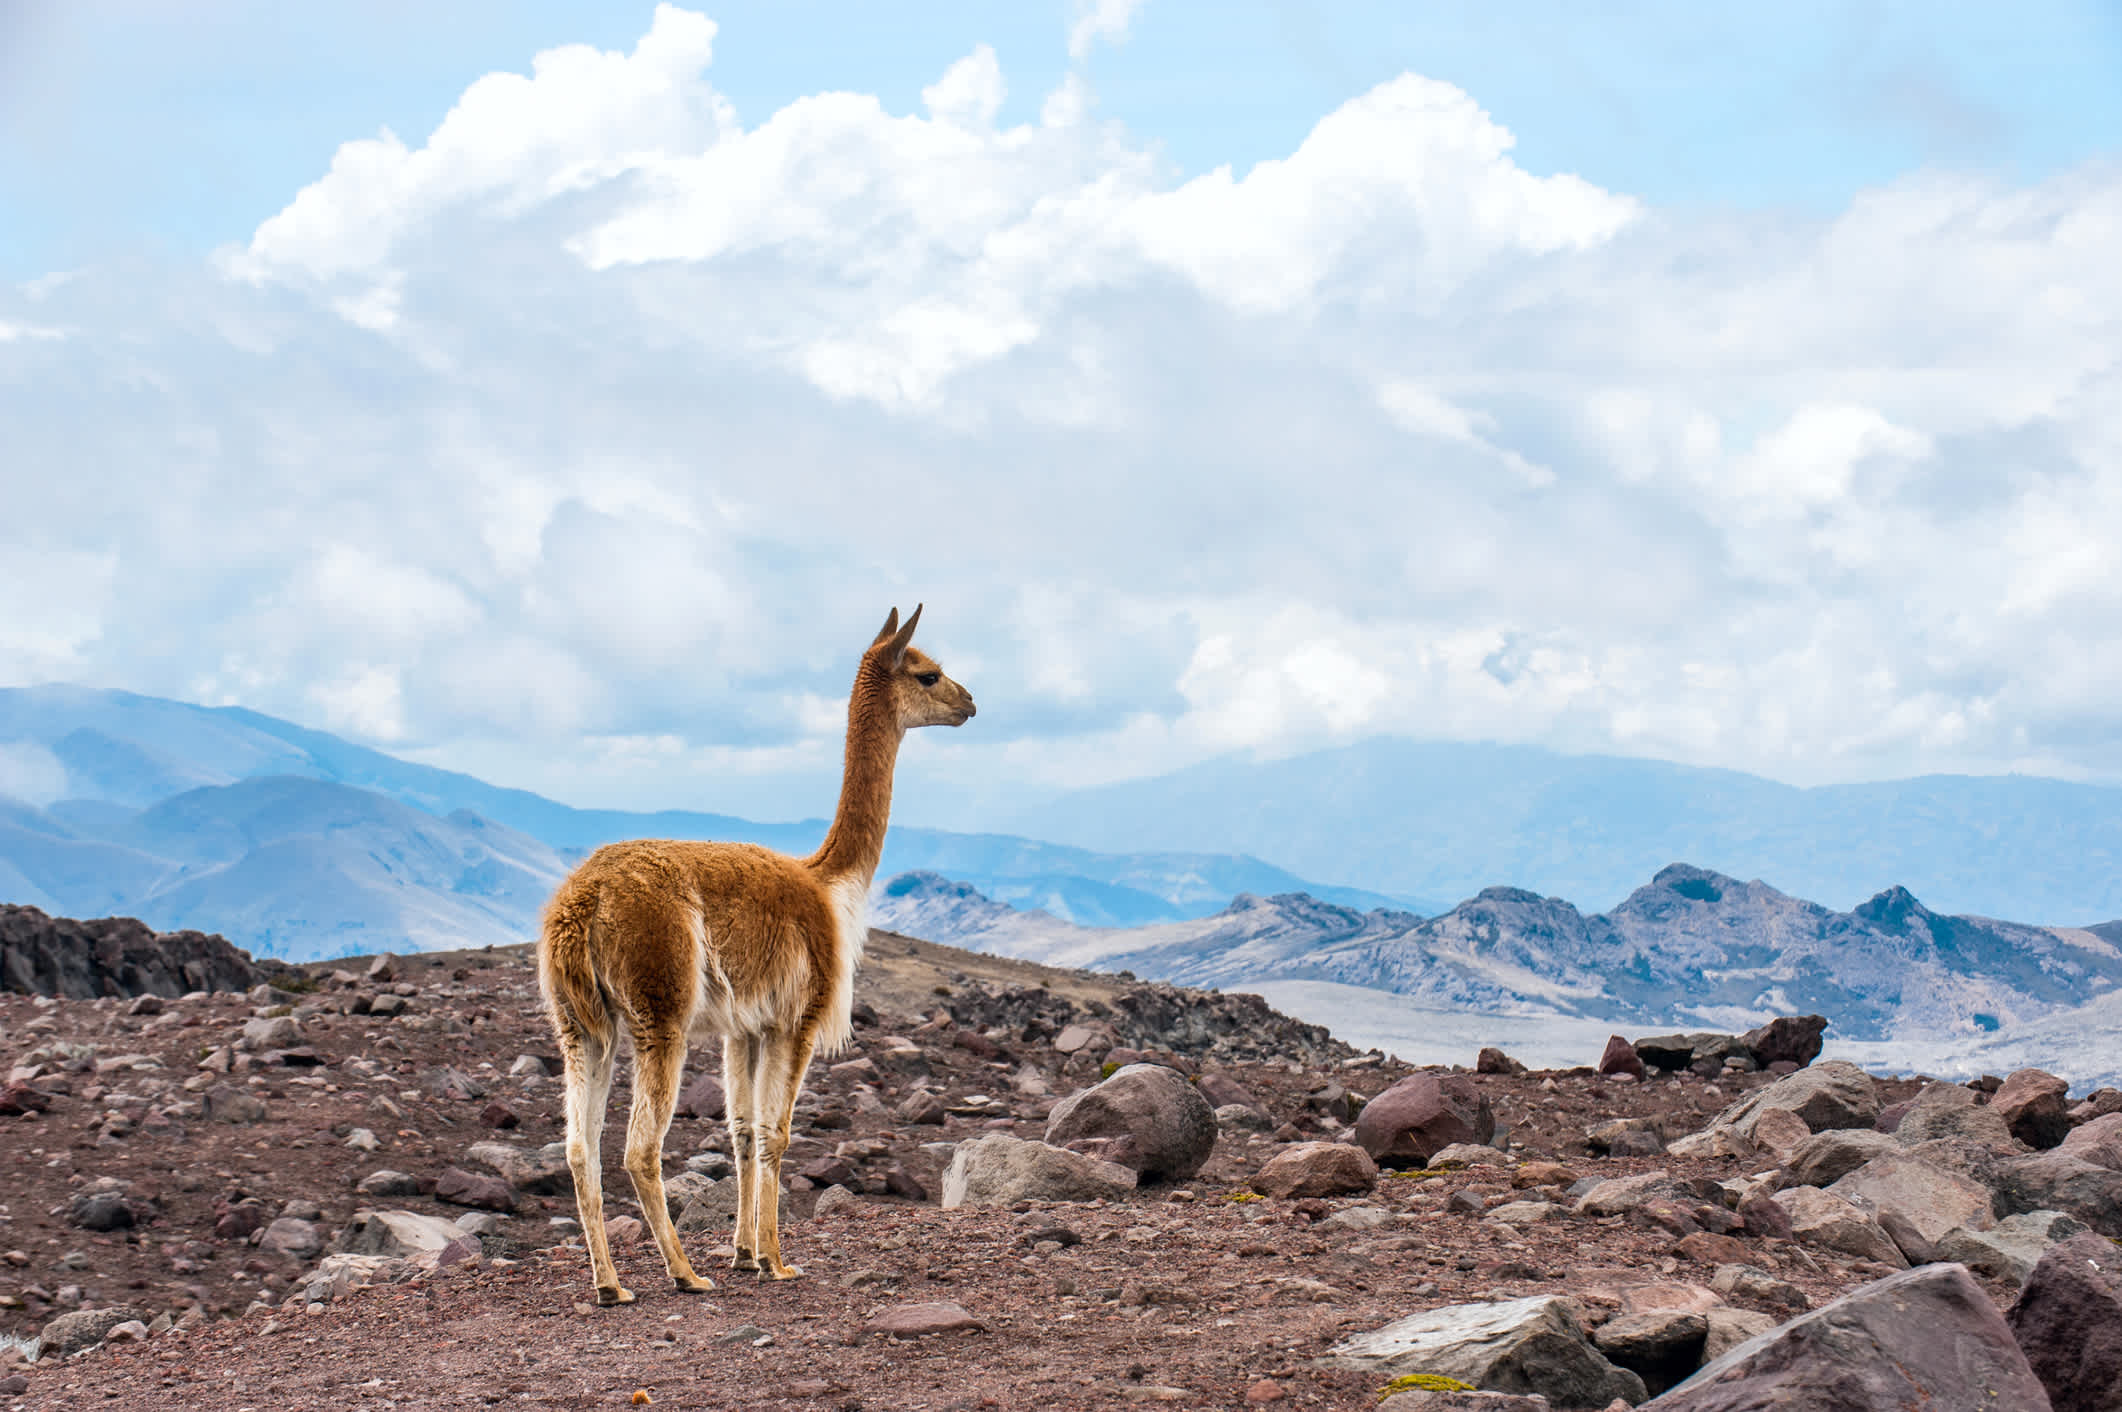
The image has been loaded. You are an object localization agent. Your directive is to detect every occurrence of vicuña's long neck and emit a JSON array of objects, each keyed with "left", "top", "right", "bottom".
[{"left": 807, "top": 667, "right": 902, "bottom": 886}]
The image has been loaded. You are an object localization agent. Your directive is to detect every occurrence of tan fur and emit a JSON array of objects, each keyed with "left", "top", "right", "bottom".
[{"left": 537, "top": 606, "right": 973, "bottom": 1303}]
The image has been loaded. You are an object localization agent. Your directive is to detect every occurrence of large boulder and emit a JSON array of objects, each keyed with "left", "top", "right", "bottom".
[
  {"left": 2057, "top": 1112, "right": 2122, "bottom": 1171},
  {"left": 1739, "top": 1015, "right": 1827, "bottom": 1068},
  {"left": 1044, "top": 1064, "right": 1217, "bottom": 1181},
  {"left": 1994, "top": 1069, "right": 2072, "bottom": 1151},
  {"left": 941, "top": 1134, "right": 1137, "bottom": 1208},
  {"left": 257, "top": 1217, "right": 325, "bottom": 1261},
  {"left": 1354, "top": 1073, "right": 1495, "bottom": 1167},
  {"left": 1643, "top": 1264, "right": 2052, "bottom": 1410},
  {"left": 37, "top": 1306, "right": 151, "bottom": 1358},
  {"left": 1769, "top": 1187, "right": 1907, "bottom": 1267},
  {"left": 1779, "top": 1129, "right": 1898, "bottom": 1188},
  {"left": 1935, "top": 1211, "right": 2088, "bottom": 1287},
  {"left": 1321, "top": 1295, "right": 1647, "bottom": 1408},
  {"left": 1598, "top": 1035, "right": 1647, "bottom": 1081},
  {"left": 465, "top": 1140, "right": 572, "bottom": 1194},
  {"left": 1702, "top": 1061, "right": 1878, "bottom": 1144},
  {"left": 2007, "top": 1231, "right": 2122, "bottom": 1412},
  {"left": 1827, "top": 1151, "right": 1994, "bottom": 1264},
  {"left": 1591, "top": 1310, "right": 1710, "bottom": 1397},
  {"left": 1893, "top": 1082, "right": 2016, "bottom": 1150},
  {"left": 334, "top": 1209, "right": 469, "bottom": 1259},
  {"left": 1252, "top": 1142, "right": 1379, "bottom": 1199},
  {"left": 1994, "top": 1152, "right": 2122, "bottom": 1238},
  {"left": 0, "top": 903, "right": 262, "bottom": 998}
]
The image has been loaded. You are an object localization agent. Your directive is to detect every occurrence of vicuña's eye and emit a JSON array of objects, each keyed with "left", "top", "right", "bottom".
[{"left": 916, "top": 672, "right": 941, "bottom": 687}]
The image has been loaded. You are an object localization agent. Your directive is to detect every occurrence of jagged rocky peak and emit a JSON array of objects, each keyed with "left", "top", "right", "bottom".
[
  {"left": 1852, "top": 884, "right": 1936, "bottom": 932},
  {"left": 0, "top": 904, "right": 267, "bottom": 998},
  {"left": 1647, "top": 862, "right": 1744, "bottom": 903},
  {"left": 882, "top": 870, "right": 986, "bottom": 902}
]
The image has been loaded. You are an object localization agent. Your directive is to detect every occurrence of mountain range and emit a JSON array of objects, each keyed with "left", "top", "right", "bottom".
[
  {"left": 996, "top": 737, "right": 2122, "bottom": 924},
  {"left": 0, "top": 686, "right": 1403, "bottom": 959},
  {"left": 870, "top": 862, "right": 2122, "bottom": 1045}
]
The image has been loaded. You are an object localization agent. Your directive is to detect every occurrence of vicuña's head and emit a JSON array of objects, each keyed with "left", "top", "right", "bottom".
[{"left": 862, "top": 604, "right": 976, "bottom": 730}]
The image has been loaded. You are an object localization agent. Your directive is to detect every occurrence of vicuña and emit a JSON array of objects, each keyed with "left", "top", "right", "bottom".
[{"left": 538, "top": 606, "right": 975, "bottom": 1303}]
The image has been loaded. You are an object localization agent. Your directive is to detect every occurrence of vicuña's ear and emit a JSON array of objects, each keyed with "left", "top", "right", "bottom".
[
  {"left": 872, "top": 607, "right": 900, "bottom": 647},
  {"left": 884, "top": 603, "right": 923, "bottom": 665}
]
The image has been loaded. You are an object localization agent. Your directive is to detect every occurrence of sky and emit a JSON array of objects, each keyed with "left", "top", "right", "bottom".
[{"left": 3, "top": 1, "right": 2122, "bottom": 827}]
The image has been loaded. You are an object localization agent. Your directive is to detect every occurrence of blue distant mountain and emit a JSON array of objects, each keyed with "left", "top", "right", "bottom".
[
  {"left": 999, "top": 737, "right": 2122, "bottom": 925},
  {"left": 0, "top": 686, "right": 1415, "bottom": 959}
]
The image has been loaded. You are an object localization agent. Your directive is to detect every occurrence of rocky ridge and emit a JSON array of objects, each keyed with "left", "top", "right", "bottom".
[
  {"left": 0, "top": 927, "right": 2117, "bottom": 1409},
  {"left": 874, "top": 863, "right": 2122, "bottom": 1046}
]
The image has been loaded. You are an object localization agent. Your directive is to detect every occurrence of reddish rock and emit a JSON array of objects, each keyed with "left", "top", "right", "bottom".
[
  {"left": 1649, "top": 1264, "right": 2051, "bottom": 1411},
  {"left": 1353, "top": 1072, "right": 1494, "bottom": 1166},
  {"left": 0, "top": 1081, "right": 52, "bottom": 1116},
  {"left": 895, "top": 1090, "right": 947, "bottom": 1126},
  {"left": 1475, "top": 1047, "right": 1525, "bottom": 1076},
  {"left": 433, "top": 1167, "right": 516, "bottom": 1213},
  {"left": 1994, "top": 1068, "right": 2073, "bottom": 1150},
  {"left": 799, "top": 1156, "right": 856, "bottom": 1188},
  {"left": 1196, "top": 1071, "right": 1267, "bottom": 1114},
  {"left": 1243, "top": 1378, "right": 1287, "bottom": 1404},
  {"left": 1739, "top": 1014, "right": 1827, "bottom": 1069},
  {"left": 676, "top": 1073, "right": 725, "bottom": 1121},
  {"left": 1251, "top": 1141, "right": 1379, "bottom": 1198},
  {"left": 864, "top": 1301, "right": 983, "bottom": 1337},
  {"left": 477, "top": 1100, "right": 519, "bottom": 1130},
  {"left": 2057, "top": 1112, "right": 2122, "bottom": 1172},
  {"left": 2068, "top": 1088, "right": 2122, "bottom": 1125},
  {"left": 1046, "top": 1063, "right": 1217, "bottom": 1181},
  {"left": 2006, "top": 1231, "right": 2122, "bottom": 1412},
  {"left": 1674, "top": 1232, "right": 1755, "bottom": 1266},
  {"left": 1598, "top": 1036, "right": 1647, "bottom": 1081}
]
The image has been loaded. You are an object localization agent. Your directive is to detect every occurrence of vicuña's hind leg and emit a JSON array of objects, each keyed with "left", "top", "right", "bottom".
[
  {"left": 725, "top": 1031, "right": 762, "bottom": 1273},
  {"left": 560, "top": 1026, "right": 629, "bottom": 1304},
  {"left": 753, "top": 1021, "right": 821, "bottom": 1280},
  {"left": 623, "top": 1028, "right": 713, "bottom": 1294}
]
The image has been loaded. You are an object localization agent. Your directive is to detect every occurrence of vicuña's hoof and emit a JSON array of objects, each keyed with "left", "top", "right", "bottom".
[
  {"left": 596, "top": 1284, "right": 636, "bottom": 1307},
  {"left": 731, "top": 1252, "right": 760, "bottom": 1273},
  {"left": 762, "top": 1262, "right": 804, "bottom": 1281},
  {"left": 672, "top": 1274, "right": 716, "bottom": 1294}
]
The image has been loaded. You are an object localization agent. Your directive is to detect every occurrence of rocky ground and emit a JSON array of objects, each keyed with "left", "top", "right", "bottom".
[{"left": 2, "top": 927, "right": 2119, "bottom": 1410}]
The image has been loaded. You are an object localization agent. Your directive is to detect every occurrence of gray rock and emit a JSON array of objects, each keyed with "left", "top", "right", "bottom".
[
  {"left": 257, "top": 1217, "right": 323, "bottom": 1260},
  {"left": 2007, "top": 1231, "right": 2122, "bottom": 1412},
  {"left": 203, "top": 1084, "right": 268, "bottom": 1124},
  {"left": 1429, "top": 1143, "right": 1511, "bottom": 1169},
  {"left": 1994, "top": 1152, "right": 2122, "bottom": 1238},
  {"left": 1935, "top": 1210, "right": 2088, "bottom": 1286},
  {"left": 1702, "top": 1061, "right": 1878, "bottom": 1143},
  {"left": 1044, "top": 1064, "right": 1217, "bottom": 1181},
  {"left": 1587, "top": 1118, "right": 1665, "bottom": 1157},
  {"left": 1827, "top": 1151, "right": 1994, "bottom": 1264},
  {"left": 1216, "top": 1102, "right": 1272, "bottom": 1132},
  {"left": 240, "top": 1015, "right": 301, "bottom": 1052},
  {"left": 464, "top": 1140, "right": 571, "bottom": 1194},
  {"left": 1354, "top": 1072, "right": 1495, "bottom": 1167},
  {"left": 1710, "top": 1265, "right": 1810, "bottom": 1311},
  {"left": 1644, "top": 1264, "right": 2053, "bottom": 1410},
  {"left": 508, "top": 1054, "right": 548, "bottom": 1078},
  {"left": 1779, "top": 1128, "right": 1897, "bottom": 1188},
  {"left": 37, "top": 1305, "right": 150, "bottom": 1358},
  {"left": 1575, "top": 1171, "right": 1682, "bottom": 1217},
  {"left": 1700, "top": 1308, "right": 1777, "bottom": 1363},
  {"left": 942, "top": 1134, "right": 1137, "bottom": 1207},
  {"left": 1321, "top": 1295, "right": 1647, "bottom": 1408},
  {"left": 334, "top": 1209, "right": 467, "bottom": 1259},
  {"left": 1893, "top": 1081, "right": 2016, "bottom": 1149},
  {"left": 1252, "top": 1141, "right": 1380, "bottom": 1199},
  {"left": 355, "top": 1169, "right": 422, "bottom": 1197},
  {"left": 1769, "top": 1186, "right": 1908, "bottom": 1267}
]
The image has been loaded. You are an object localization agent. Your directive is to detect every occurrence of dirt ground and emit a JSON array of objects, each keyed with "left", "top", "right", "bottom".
[{"left": 1, "top": 933, "right": 1954, "bottom": 1411}]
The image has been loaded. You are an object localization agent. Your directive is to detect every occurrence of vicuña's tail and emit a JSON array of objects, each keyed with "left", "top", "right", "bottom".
[{"left": 538, "top": 876, "right": 616, "bottom": 1053}]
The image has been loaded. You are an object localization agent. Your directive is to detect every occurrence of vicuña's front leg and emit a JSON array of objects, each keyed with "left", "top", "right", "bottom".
[{"left": 753, "top": 1026, "right": 819, "bottom": 1280}]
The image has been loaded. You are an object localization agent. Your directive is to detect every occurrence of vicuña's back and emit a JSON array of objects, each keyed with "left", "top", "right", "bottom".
[{"left": 536, "top": 607, "right": 974, "bottom": 1305}]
